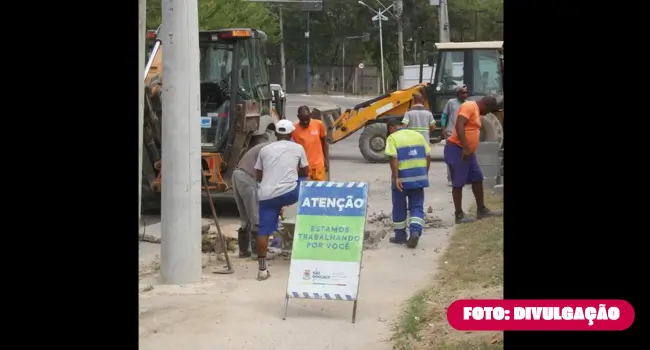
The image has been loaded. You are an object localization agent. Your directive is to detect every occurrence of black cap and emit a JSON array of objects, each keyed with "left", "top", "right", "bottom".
[{"left": 387, "top": 118, "right": 403, "bottom": 126}]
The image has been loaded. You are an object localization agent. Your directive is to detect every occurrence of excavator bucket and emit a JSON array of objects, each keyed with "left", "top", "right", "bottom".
[{"left": 310, "top": 107, "right": 341, "bottom": 139}]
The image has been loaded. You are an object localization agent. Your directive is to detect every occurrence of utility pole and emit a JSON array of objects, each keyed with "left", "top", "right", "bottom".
[
  {"left": 306, "top": 12, "right": 311, "bottom": 94},
  {"left": 279, "top": 7, "right": 286, "bottom": 89},
  {"left": 396, "top": 0, "right": 405, "bottom": 90},
  {"left": 358, "top": 1, "right": 393, "bottom": 94},
  {"left": 160, "top": 0, "right": 203, "bottom": 284},
  {"left": 138, "top": 0, "right": 146, "bottom": 224},
  {"left": 439, "top": 0, "right": 450, "bottom": 43}
]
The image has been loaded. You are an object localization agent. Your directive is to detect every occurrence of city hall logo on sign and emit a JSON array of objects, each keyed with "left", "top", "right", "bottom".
[
  {"left": 303, "top": 270, "right": 311, "bottom": 280},
  {"left": 408, "top": 148, "right": 418, "bottom": 156}
]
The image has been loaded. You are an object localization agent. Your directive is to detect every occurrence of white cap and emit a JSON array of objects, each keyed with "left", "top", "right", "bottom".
[{"left": 275, "top": 119, "right": 295, "bottom": 135}]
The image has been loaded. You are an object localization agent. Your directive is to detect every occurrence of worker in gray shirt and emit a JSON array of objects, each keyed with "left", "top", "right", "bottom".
[
  {"left": 232, "top": 140, "right": 269, "bottom": 258},
  {"left": 402, "top": 92, "right": 436, "bottom": 143},
  {"left": 441, "top": 85, "right": 468, "bottom": 185}
]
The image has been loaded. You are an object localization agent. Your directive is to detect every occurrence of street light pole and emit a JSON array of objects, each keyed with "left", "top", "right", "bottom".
[
  {"left": 160, "top": 0, "right": 203, "bottom": 284},
  {"left": 358, "top": 1, "right": 393, "bottom": 95},
  {"left": 279, "top": 7, "right": 286, "bottom": 89},
  {"left": 342, "top": 42, "right": 345, "bottom": 95},
  {"left": 396, "top": 0, "right": 404, "bottom": 90}
]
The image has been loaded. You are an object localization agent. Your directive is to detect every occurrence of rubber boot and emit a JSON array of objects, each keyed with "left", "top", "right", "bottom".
[
  {"left": 250, "top": 230, "right": 259, "bottom": 260},
  {"left": 238, "top": 227, "right": 251, "bottom": 258}
]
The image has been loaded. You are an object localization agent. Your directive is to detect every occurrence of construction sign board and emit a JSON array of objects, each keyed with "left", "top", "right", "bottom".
[{"left": 283, "top": 181, "right": 369, "bottom": 323}]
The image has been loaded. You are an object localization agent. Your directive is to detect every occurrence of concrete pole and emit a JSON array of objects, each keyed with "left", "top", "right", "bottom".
[
  {"left": 160, "top": 0, "right": 203, "bottom": 284},
  {"left": 378, "top": 13, "right": 385, "bottom": 94},
  {"left": 279, "top": 7, "right": 286, "bottom": 89},
  {"left": 138, "top": 0, "right": 146, "bottom": 224},
  {"left": 396, "top": 0, "right": 405, "bottom": 90}
]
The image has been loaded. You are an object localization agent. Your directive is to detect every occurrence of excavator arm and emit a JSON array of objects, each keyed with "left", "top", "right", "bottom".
[{"left": 314, "top": 83, "right": 440, "bottom": 163}]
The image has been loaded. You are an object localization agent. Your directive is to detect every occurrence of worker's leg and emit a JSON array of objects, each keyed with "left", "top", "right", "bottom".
[
  {"left": 258, "top": 198, "right": 280, "bottom": 281},
  {"left": 308, "top": 166, "right": 327, "bottom": 181},
  {"left": 444, "top": 144, "right": 474, "bottom": 224},
  {"left": 466, "top": 154, "right": 503, "bottom": 220},
  {"left": 239, "top": 170, "right": 261, "bottom": 258},
  {"left": 406, "top": 188, "right": 425, "bottom": 248},
  {"left": 389, "top": 188, "right": 408, "bottom": 244},
  {"left": 256, "top": 184, "right": 300, "bottom": 281},
  {"left": 232, "top": 170, "right": 251, "bottom": 257}
]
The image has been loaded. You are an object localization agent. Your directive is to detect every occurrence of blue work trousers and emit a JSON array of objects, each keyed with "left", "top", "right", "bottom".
[{"left": 391, "top": 188, "right": 425, "bottom": 241}]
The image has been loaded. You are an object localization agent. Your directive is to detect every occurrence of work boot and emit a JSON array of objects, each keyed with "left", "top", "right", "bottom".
[
  {"left": 238, "top": 227, "right": 251, "bottom": 258},
  {"left": 406, "top": 231, "right": 420, "bottom": 249},
  {"left": 389, "top": 229, "right": 408, "bottom": 244},
  {"left": 388, "top": 237, "right": 407, "bottom": 244},
  {"left": 455, "top": 211, "right": 475, "bottom": 225},
  {"left": 476, "top": 206, "right": 503, "bottom": 220},
  {"left": 257, "top": 269, "right": 270, "bottom": 281},
  {"left": 250, "top": 230, "right": 259, "bottom": 260}
]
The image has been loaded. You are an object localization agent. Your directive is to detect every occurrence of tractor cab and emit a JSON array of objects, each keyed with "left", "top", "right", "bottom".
[
  {"left": 198, "top": 28, "right": 274, "bottom": 153},
  {"left": 425, "top": 41, "right": 504, "bottom": 145},
  {"left": 426, "top": 41, "right": 503, "bottom": 115}
]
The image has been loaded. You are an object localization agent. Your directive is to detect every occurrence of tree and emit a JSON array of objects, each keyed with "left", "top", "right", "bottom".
[{"left": 146, "top": 0, "right": 279, "bottom": 42}]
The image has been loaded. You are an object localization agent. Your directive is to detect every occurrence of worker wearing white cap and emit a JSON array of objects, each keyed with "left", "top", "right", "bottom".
[{"left": 253, "top": 119, "right": 309, "bottom": 281}]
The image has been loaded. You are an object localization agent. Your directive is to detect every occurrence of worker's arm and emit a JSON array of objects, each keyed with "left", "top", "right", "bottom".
[
  {"left": 298, "top": 146, "right": 309, "bottom": 179},
  {"left": 319, "top": 122, "right": 328, "bottom": 169},
  {"left": 424, "top": 136, "right": 432, "bottom": 173},
  {"left": 429, "top": 112, "right": 436, "bottom": 132},
  {"left": 384, "top": 135, "right": 398, "bottom": 179},
  {"left": 455, "top": 116, "right": 469, "bottom": 150},
  {"left": 254, "top": 151, "right": 263, "bottom": 182},
  {"left": 441, "top": 100, "right": 451, "bottom": 127},
  {"left": 401, "top": 111, "right": 410, "bottom": 126}
]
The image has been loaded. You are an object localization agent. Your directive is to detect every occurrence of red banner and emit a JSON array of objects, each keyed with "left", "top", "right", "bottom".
[{"left": 447, "top": 299, "right": 634, "bottom": 331}]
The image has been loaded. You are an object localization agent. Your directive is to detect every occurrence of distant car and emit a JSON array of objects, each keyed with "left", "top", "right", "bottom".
[{"left": 270, "top": 83, "right": 285, "bottom": 102}]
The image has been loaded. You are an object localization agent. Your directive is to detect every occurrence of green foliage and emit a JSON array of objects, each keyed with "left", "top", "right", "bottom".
[
  {"left": 146, "top": 0, "right": 279, "bottom": 42},
  {"left": 146, "top": 0, "right": 503, "bottom": 84}
]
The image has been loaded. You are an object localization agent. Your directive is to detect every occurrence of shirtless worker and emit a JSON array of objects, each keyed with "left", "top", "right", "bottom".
[
  {"left": 444, "top": 95, "right": 503, "bottom": 224},
  {"left": 232, "top": 139, "right": 268, "bottom": 258},
  {"left": 292, "top": 105, "right": 328, "bottom": 181},
  {"left": 254, "top": 119, "right": 309, "bottom": 281}
]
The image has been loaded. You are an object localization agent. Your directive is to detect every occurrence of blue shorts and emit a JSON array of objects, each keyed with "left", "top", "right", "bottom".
[
  {"left": 258, "top": 180, "right": 303, "bottom": 236},
  {"left": 443, "top": 144, "right": 483, "bottom": 188}
]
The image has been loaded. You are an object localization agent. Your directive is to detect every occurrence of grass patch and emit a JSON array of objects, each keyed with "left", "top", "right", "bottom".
[{"left": 392, "top": 194, "right": 504, "bottom": 350}]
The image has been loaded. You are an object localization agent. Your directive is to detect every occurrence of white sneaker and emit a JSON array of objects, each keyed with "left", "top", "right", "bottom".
[{"left": 257, "top": 269, "right": 270, "bottom": 281}]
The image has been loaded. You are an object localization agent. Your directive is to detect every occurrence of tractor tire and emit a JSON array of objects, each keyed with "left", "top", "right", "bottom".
[
  {"left": 479, "top": 113, "right": 504, "bottom": 149},
  {"left": 359, "top": 123, "right": 390, "bottom": 163}
]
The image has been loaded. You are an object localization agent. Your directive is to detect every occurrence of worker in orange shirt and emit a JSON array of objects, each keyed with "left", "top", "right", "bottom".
[
  {"left": 292, "top": 105, "right": 328, "bottom": 181},
  {"left": 444, "top": 95, "right": 503, "bottom": 224}
]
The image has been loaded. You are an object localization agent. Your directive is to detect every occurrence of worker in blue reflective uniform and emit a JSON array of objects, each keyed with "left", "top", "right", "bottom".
[{"left": 384, "top": 118, "right": 431, "bottom": 248}]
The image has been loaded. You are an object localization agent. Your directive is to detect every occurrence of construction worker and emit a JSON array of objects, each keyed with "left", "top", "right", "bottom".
[
  {"left": 255, "top": 119, "right": 309, "bottom": 281},
  {"left": 441, "top": 85, "right": 468, "bottom": 185},
  {"left": 292, "top": 105, "right": 328, "bottom": 181},
  {"left": 384, "top": 118, "right": 431, "bottom": 249},
  {"left": 444, "top": 95, "right": 502, "bottom": 224},
  {"left": 232, "top": 140, "right": 269, "bottom": 258},
  {"left": 402, "top": 92, "right": 436, "bottom": 143}
]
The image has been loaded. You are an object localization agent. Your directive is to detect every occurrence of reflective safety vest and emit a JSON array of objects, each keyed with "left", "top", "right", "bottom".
[{"left": 384, "top": 128, "right": 430, "bottom": 190}]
